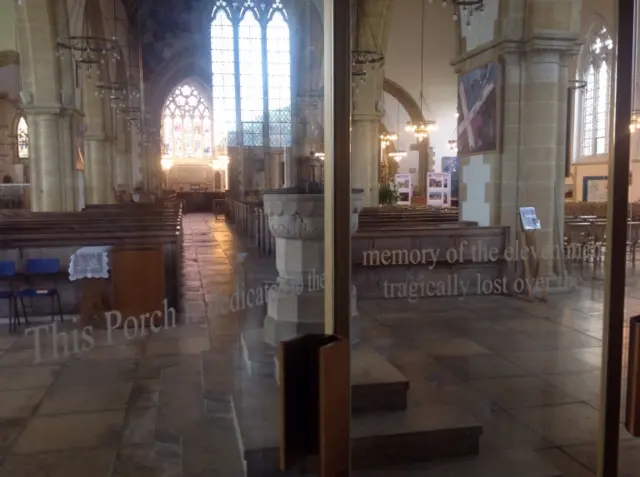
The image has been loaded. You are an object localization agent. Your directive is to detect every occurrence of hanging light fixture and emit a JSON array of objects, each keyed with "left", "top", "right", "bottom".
[
  {"left": 405, "top": 0, "right": 437, "bottom": 141},
  {"left": 389, "top": 103, "right": 407, "bottom": 161},
  {"left": 405, "top": 120, "right": 438, "bottom": 141},
  {"left": 631, "top": 111, "right": 640, "bottom": 133},
  {"left": 56, "top": 0, "right": 120, "bottom": 78},
  {"left": 352, "top": 1, "right": 384, "bottom": 85},
  {"left": 95, "top": 0, "right": 140, "bottom": 111},
  {"left": 380, "top": 132, "right": 398, "bottom": 148},
  {"left": 430, "top": 0, "right": 485, "bottom": 25}
]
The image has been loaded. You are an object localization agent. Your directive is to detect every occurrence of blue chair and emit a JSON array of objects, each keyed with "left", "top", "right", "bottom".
[
  {"left": 0, "top": 261, "right": 22, "bottom": 333},
  {"left": 17, "top": 258, "right": 64, "bottom": 324}
]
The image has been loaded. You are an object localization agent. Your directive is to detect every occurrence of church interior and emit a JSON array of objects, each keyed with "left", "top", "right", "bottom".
[{"left": 1, "top": 0, "right": 640, "bottom": 476}]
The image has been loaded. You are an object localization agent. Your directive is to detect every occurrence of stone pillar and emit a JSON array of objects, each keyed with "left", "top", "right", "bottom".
[
  {"left": 283, "top": 148, "right": 298, "bottom": 187},
  {"left": 84, "top": 135, "right": 112, "bottom": 204},
  {"left": 518, "top": 46, "right": 571, "bottom": 276},
  {"left": 351, "top": 105, "right": 382, "bottom": 206},
  {"left": 114, "top": 118, "right": 132, "bottom": 190},
  {"left": 262, "top": 188, "right": 364, "bottom": 346},
  {"left": 25, "top": 108, "right": 68, "bottom": 211}
]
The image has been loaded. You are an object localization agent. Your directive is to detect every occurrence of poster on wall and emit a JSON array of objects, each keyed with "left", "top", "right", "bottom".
[
  {"left": 583, "top": 176, "right": 608, "bottom": 202},
  {"left": 441, "top": 156, "right": 459, "bottom": 203},
  {"left": 394, "top": 173, "right": 412, "bottom": 205},
  {"left": 457, "top": 62, "right": 500, "bottom": 156},
  {"left": 427, "top": 172, "right": 452, "bottom": 208}
]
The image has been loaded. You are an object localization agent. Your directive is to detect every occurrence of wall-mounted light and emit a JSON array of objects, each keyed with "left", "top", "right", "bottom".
[{"left": 160, "top": 159, "right": 173, "bottom": 171}]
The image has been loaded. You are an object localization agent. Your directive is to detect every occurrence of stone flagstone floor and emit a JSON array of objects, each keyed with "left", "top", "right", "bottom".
[{"left": 0, "top": 213, "right": 639, "bottom": 476}]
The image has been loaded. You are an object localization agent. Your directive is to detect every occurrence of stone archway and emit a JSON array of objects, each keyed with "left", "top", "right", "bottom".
[
  {"left": 383, "top": 77, "right": 430, "bottom": 195},
  {"left": 383, "top": 77, "right": 425, "bottom": 125}
]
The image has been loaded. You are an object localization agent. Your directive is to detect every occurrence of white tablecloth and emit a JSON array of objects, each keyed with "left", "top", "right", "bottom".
[{"left": 68, "top": 246, "right": 112, "bottom": 281}]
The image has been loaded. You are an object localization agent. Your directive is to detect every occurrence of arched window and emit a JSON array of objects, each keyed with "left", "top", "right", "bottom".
[
  {"left": 581, "top": 26, "right": 614, "bottom": 157},
  {"left": 162, "top": 83, "right": 212, "bottom": 159},
  {"left": 210, "top": 0, "right": 292, "bottom": 149},
  {"left": 17, "top": 116, "right": 28, "bottom": 159}
]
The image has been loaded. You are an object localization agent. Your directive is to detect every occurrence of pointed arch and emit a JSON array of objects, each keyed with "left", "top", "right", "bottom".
[
  {"left": 16, "top": 115, "right": 29, "bottom": 160},
  {"left": 162, "top": 82, "right": 212, "bottom": 159},
  {"left": 577, "top": 24, "right": 614, "bottom": 158}
]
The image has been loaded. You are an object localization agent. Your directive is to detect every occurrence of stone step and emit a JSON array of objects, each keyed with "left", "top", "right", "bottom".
[
  {"left": 351, "top": 451, "right": 562, "bottom": 477},
  {"left": 241, "top": 329, "right": 409, "bottom": 413},
  {"left": 232, "top": 368, "right": 482, "bottom": 477}
]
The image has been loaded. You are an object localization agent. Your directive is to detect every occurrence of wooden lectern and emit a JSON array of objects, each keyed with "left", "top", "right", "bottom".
[{"left": 278, "top": 334, "right": 349, "bottom": 477}]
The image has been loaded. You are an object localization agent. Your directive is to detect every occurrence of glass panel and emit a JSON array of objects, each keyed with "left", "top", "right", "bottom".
[
  {"left": 238, "top": 9, "right": 264, "bottom": 147},
  {"left": 349, "top": 5, "right": 620, "bottom": 477}
]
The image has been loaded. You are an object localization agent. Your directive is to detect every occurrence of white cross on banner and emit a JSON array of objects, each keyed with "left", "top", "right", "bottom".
[{"left": 457, "top": 63, "right": 499, "bottom": 155}]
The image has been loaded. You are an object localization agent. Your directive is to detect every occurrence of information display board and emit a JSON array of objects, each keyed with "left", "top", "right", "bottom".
[
  {"left": 394, "top": 173, "right": 412, "bottom": 205},
  {"left": 427, "top": 172, "right": 452, "bottom": 207},
  {"left": 519, "top": 207, "right": 541, "bottom": 230}
]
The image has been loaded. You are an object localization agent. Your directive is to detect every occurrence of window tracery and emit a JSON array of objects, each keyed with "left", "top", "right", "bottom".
[
  {"left": 17, "top": 116, "right": 28, "bottom": 159},
  {"left": 210, "top": 0, "right": 292, "bottom": 149},
  {"left": 581, "top": 26, "right": 613, "bottom": 157},
  {"left": 162, "top": 84, "right": 212, "bottom": 159}
]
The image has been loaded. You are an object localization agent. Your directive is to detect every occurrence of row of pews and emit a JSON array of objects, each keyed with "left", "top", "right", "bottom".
[
  {"left": 0, "top": 202, "right": 183, "bottom": 320},
  {"left": 357, "top": 206, "right": 467, "bottom": 233}
]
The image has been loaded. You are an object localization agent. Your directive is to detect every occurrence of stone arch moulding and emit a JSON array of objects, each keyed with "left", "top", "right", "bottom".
[{"left": 383, "top": 77, "right": 425, "bottom": 124}]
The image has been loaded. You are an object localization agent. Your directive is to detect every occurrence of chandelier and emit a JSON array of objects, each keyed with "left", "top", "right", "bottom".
[
  {"left": 405, "top": 120, "right": 438, "bottom": 141},
  {"left": 631, "top": 111, "right": 640, "bottom": 133},
  {"left": 56, "top": 0, "right": 120, "bottom": 76},
  {"left": 352, "top": 2, "right": 384, "bottom": 83},
  {"left": 431, "top": 0, "right": 485, "bottom": 23},
  {"left": 406, "top": 1, "right": 438, "bottom": 142},
  {"left": 388, "top": 151, "right": 406, "bottom": 162},
  {"left": 352, "top": 50, "right": 384, "bottom": 79},
  {"left": 380, "top": 132, "right": 398, "bottom": 148}
]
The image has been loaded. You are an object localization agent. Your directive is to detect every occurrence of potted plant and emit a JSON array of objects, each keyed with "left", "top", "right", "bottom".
[{"left": 379, "top": 182, "right": 399, "bottom": 206}]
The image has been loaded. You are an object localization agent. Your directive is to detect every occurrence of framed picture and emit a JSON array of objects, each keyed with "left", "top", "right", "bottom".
[
  {"left": 457, "top": 62, "right": 500, "bottom": 156},
  {"left": 582, "top": 176, "right": 608, "bottom": 202}
]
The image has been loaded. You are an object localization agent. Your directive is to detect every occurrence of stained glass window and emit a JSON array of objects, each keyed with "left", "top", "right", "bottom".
[
  {"left": 581, "top": 26, "right": 613, "bottom": 156},
  {"left": 17, "top": 116, "right": 28, "bottom": 159},
  {"left": 162, "top": 84, "right": 212, "bottom": 159},
  {"left": 266, "top": 10, "right": 292, "bottom": 147},
  {"left": 210, "top": 1, "right": 292, "bottom": 149},
  {"left": 238, "top": 10, "right": 264, "bottom": 147},
  {"left": 211, "top": 9, "right": 238, "bottom": 148}
]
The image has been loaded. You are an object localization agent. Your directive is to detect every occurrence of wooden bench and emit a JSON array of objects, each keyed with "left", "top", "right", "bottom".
[
  {"left": 357, "top": 206, "right": 465, "bottom": 233},
  {"left": 0, "top": 201, "right": 183, "bottom": 321}
]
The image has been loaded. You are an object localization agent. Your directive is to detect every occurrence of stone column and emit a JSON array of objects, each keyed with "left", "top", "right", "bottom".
[
  {"left": 518, "top": 45, "right": 571, "bottom": 277},
  {"left": 84, "top": 135, "right": 112, "bottom": 204},
  {"left": 114, "top": 118, "right": 132, "bottom": 190},
  {"left": 262, "top": 188, "right": 364, "bottom": 346},
  {"left": 25, "top": 108, "right": 67, "bottom": 211},
  {"left": 351, "top": 103, "right": 382, "bottom": 205}
]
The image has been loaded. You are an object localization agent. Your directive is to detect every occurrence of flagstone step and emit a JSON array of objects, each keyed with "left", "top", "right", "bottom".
[
  {"left": 240, "top": 328, "right": 409, "bottom": 413},
  {"left": 232, "top": 368, "right": 481, "bottom": 477}
]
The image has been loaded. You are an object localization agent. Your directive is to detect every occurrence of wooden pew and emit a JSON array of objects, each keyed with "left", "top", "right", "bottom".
[{"left": 0, "top": 202, "right": 183, "bottom": 321}]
